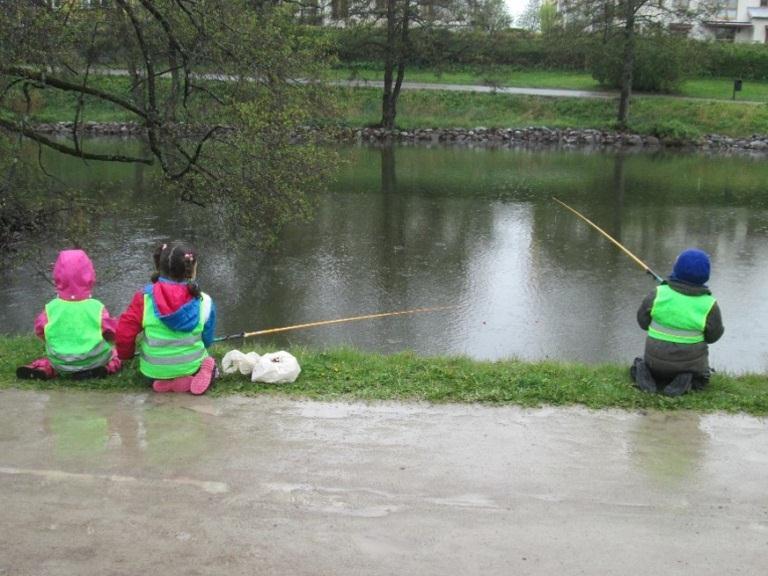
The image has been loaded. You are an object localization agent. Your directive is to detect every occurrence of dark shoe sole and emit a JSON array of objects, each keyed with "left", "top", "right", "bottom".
[
  {"left": 70, "top": 367, "right": 109, "bottom": 380},
  {"left": 16, "top": 366, "right": 49, "bottom": 380}
]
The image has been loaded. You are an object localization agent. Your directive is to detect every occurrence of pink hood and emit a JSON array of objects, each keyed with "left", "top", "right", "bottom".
[{"left": 53, "top": 249, "right": 95, "bottom": 301}]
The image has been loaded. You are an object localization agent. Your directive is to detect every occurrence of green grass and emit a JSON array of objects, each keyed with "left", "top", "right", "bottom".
[
  {"left": 335, "top": 87, "right": 768, "bottom": 137},
  {"left": 10, "top": 72, "right": 768, "bottom": 139},
  {"left": 330, "top": 65, "right": 768, "bottom": 102},
  {"left": 2, "top": 336, "right": 767, "bottom": 414}
]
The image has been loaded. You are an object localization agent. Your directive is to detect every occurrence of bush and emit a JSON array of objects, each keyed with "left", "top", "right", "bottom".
[
  {"left": 701, "top": 42, "right": 768, "bottom": 80},
  {"left": 589, "top": 34, "right": 701, "bottom": 93},
  {"left": 329, "top": 26, "right": 592, "bottom": 70},
  {"left": 328, "top": 25, "right": 768, "bottom": 84}
]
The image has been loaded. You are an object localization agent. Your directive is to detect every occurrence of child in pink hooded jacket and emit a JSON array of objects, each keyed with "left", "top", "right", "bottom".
[{"left": 16, "top": 249, "right": 122, "bottom": 380}]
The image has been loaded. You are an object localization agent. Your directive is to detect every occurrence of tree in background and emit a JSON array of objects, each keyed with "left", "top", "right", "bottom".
[
  {"left": 539, "top": 0, "right": 561, "bottom": 35},
  {"left": 468, "top": 0, "right": 512, "bottom": 33},
  {"left": 560, "top": 0, "right": 707, "bottom": 128},
  {"left": 0, "top": 0, "right": 336, "bottom": 249},
  {"left": 336, "top": 0, "right": 498, "bottom": 129}
]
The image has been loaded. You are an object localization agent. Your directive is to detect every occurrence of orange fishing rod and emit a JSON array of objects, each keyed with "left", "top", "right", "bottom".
[
  {"left": 214, "top": 305, "right": 457, "bottom": 342},
  {"left": 553, "top": 197, "right": 663, "bottom": 283}
]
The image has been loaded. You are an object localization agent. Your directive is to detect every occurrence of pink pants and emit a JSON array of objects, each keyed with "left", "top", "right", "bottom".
[{"left": 27, "top": 349, "right": 122, "bottom": 378}]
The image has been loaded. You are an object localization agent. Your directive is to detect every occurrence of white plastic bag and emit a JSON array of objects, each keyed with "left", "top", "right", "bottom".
[
  {"left": 250, "top": 351, "right": 301, "bottom": 384},
  {"left": 221, "top": 350, "right": 261, "bottom": 375}
]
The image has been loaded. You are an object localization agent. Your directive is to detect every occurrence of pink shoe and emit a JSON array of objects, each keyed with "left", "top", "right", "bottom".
[
  {"left": 171, "top": 376, "right": 193, "bottom": 393},
  {"left": 152, "top": 376, "right": 193, "bottom": 393},
  {"left": 152, "top": 379, "right": 174, "bottom": 393},
  {"left": 190, "top": 357, "right": 216, "bottom": 395}
]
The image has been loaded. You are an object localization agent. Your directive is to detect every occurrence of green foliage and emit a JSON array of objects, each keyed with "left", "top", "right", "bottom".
[
  {"left": 0, "top": 1, "right": 338, "bottom": 248},
  {"left": 590, "top": 34, "right": 702, "bottom": 93},
  {"left": 2, "top": 337, "right": 767, "bottom": 414},
  {"left": 702, "top": 42, "right": 768, "bottom": 81},
  {"left": 329, "top": 22, "right": 768, "bottom": 83},
  {"left": 538, "top": 0, "right": 560, "bottom": 36},
  {"left": 331, "top": 27, "right": 592, "bottom": 70}
]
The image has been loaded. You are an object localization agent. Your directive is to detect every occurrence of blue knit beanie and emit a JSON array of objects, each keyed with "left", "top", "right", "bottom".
[{"left": 670, "top": 248, "right": 710, "bottom": 285}]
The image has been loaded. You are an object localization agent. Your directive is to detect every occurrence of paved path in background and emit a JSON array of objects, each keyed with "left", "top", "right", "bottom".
[
  {"left": 334, "top": 79, "right": 764, "bottom": 104},
  {"left": 1, "top": 389, "right": 766, "bottom": 576},
  {"left": 331, "top": 78, "right": 615, "bottom": 99}
]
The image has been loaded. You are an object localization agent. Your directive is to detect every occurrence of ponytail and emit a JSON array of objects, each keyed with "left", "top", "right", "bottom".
[
  {"left": 150, "top": 243, "right": 168, "bottom": 283},
  {"left": 152, "top": 241, "right": 201, "bottom": 298},
  {"left": 183, "top": 252, "right": 201, "bottom": 298}
]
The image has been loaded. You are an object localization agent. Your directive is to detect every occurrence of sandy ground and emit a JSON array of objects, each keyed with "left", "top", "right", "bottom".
[{"left": 1, "top": 389, "right": 767, "bottom": 575}]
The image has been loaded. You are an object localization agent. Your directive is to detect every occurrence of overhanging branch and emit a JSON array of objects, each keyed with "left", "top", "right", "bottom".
[
  {"left": 0, "top": 119, "right": 154, "bottom": 165},
  {"left": 1, "top": 66, "right": 148, "bottom": 119}
]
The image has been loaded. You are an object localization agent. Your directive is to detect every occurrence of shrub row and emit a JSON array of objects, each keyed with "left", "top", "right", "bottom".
[{"left": 325, "top": 27, "right": 768, "bottom": 83}]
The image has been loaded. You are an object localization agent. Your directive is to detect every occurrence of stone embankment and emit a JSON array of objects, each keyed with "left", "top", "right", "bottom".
[{"left": 32, "top": 121, "right": 768, "bottom": 153}]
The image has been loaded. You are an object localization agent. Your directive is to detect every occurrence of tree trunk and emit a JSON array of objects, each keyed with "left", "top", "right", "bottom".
[
  {"left": 392, "top": 0, "right": 409, "bottom": 112},
  {"left": 380, "top": 0, "right": 409, "bottom": 130},
  {"left": 381, "top": 0, "right": 397, "bottom": 129},
  {"left": 617, "top": 2, "right": 636, "bottom": 130}
]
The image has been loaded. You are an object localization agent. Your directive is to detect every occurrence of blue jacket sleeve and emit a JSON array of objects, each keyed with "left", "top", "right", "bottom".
[{"left": 202, "top": 300, "right": 217, "bottom": 348}]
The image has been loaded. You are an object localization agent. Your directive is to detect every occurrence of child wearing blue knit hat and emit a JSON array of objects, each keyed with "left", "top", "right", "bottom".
[{"left": 631, "top": 248, "right": 724, "bottom": 396}]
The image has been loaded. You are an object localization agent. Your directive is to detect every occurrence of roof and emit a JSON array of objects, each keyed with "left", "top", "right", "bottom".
[{"left": 703, "top": 20, "right": 753, "bottom": 28}]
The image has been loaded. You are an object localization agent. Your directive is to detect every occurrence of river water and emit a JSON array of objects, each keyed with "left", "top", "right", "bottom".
[{"left": 3, "top": 141, "right": 768, "bottom": 373}]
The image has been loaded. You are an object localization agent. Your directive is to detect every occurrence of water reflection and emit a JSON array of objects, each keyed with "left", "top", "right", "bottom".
[
  {"left": 628, "top": 412, "right": 707, "bottom": 488},
  {"left": 39, "top": 392, "right": 211, "bottom": 471},
  {"left": 3, "top": 142, "right": 768, "bottom": 372}
]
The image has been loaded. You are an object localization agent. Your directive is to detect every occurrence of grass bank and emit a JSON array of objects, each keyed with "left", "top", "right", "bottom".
[
  {"left": 1, "top": 337, "right": 767, "bottom": 415},
  {"left": 12, "top": 74, "right": 768, "bottom": 139},
  {"left": 337, "top": 88, "right": 768, "bottom": 138}
]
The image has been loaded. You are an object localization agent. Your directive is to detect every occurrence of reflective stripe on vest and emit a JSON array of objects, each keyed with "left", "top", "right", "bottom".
[
  {"left": 139, "top": 293, "right": 207, "bottom": 379},
  {"left": 44, "top": 298, "right": 112, "bottom": 372},
  {"left": 647, "top": 284, "right": 716, "bottom": 344}
]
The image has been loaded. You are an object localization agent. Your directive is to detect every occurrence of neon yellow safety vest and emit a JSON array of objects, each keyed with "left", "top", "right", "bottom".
[
  {"left": 648, "top": 284, "right": 716, "bottom": 344},
  {"left": 139, "top": 294, "right": 207, "bottom": 379},
  {"left": 44, "top": 298, "right": 112, "bottom": 373}
]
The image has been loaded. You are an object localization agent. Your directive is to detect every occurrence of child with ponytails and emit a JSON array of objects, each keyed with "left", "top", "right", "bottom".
[
  {"left": 16, "top": 249, "right": 122, "bottom": 380},
  {"left": 116, "top": 242, "right": 217, "bottom": 394}
]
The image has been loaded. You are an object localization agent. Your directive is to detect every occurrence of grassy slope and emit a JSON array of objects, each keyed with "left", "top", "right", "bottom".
[
  {"left": 14, "top": 74, "right": 768, "bottom": 138},
  {"left": 336, "top": 87, "right": 768, "bottom": 136},
  {"left": 1, "top": 337, "right": 767, "bottom": 414}
]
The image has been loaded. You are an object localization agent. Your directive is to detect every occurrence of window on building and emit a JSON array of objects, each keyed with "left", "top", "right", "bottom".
[
  {"left": 714, "top": 27, "right": 737, "bottom": 41},
  {"left": 716, "top": 0, "right": 738, "bottom": 20}
]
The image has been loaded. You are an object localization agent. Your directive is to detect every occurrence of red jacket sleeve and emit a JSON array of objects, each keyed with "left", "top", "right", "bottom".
[
  {"left": 116, "top": 292, "right": 145, "bottom": 360},
  {"left": 101, "top": 307, "right": 118, "bottom": 342},
  {"left": 34, "top": 310, "right": 47, "bottom": 340}
]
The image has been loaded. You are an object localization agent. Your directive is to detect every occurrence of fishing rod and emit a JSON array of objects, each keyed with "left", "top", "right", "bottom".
[
  {"left": 552, "top": 197, "right": 663, "bottom": 283},
  {"left": 214, "top": 305, "right": 457, "bottom": 342}
]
